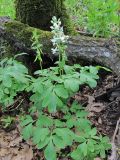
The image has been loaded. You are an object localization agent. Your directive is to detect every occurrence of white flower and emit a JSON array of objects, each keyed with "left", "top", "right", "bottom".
[
  {"left": 51, "top": 47, "right": 58, "bottom": 55},
  {"left": 50, "top": 16, "right": 69, "bottom": 55},
  {"left": 60, "top": 36, "right": 65, "bottom": 42}
]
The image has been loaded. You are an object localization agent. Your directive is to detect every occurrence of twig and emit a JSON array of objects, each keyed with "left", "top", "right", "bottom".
[
  {"left": 112, "top": 118, "right": 120, "bottom": 142},
  {"left": 9, "top": 98, "right": 24, "bottom": 111},
  {"left": 108, "top": 118, "right": 120, "bottom": 160}
]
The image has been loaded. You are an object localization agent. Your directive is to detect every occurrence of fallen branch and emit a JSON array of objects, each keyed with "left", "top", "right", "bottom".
[{"left": 0, "top": 17, "right": 120, "bottom": 76}]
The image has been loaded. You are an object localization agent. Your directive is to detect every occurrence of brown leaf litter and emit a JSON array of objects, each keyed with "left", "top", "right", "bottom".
[{"left": 0, "top": 129, "right": 33, "bottom": 160}]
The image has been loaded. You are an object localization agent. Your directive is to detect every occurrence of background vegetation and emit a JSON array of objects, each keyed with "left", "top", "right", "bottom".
[
  {"left": 0, "top": 0, "right": 119, "bottom": 37},
  {"left": 0, "top": 0, "right": 15, "bottom": 18}
]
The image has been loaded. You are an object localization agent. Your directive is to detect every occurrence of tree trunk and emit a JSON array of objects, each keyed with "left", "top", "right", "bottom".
[
  {"left": 15, "top": 0, "right": 75, "bottom": 35},
  {"left": 0, "top": 17, "right": 120, "bottom": 76}
]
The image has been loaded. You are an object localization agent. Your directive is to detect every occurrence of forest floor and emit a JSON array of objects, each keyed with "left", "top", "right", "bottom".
[{"left": 0, "top": 72, "right": 120, "bottom": 160}]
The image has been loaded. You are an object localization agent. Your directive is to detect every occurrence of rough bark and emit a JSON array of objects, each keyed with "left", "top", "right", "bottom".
[
  {"left": 15, "top": 0, "right": 75, "bottom": 35},
  {"left": 0, "top": 17, "right": 120, "bottom": 76}
]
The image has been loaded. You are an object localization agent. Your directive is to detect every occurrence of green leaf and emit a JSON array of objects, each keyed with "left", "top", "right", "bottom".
[
  {"left": 101, "top": 136, "right": 110, "bottom": 143},
  {"left": 44, "top": 140, "right": 56, "bottom": 160},
  {"left": 97, "top": 66, "right": 111, "bottom": 72},
  {"left": 50, "top": 67, "right": 59, "bottom": 74},
  {"left": 54, "top": 128, "right": 74, "bottom": 146},
  {"left": 54, "top": 120, "right": 65, "bottom": 127},
  {"left": 54, "top": 84, "right": 69, "bottom": 99},
  {"left": 32, "top": 79, "right": 44, "bottom": 93},
  {"left": 10, "top": 72, "right": 28, "bottom": 83},
  {"left": 20, "top": 116, "right": 34, "bottom": 127},
  {"left": 42, "top": 88, "right": 52, "bottom": 108},
  {"left": 64, "top": 65, "right": 74, "bottom": 74},
  {"left": 70, "top": 101, "right": 82, "bottom": 113},
  {"left": 36, "top": 115, "right": 53, "bottom": 127},
  {"left": 89, "top": 128, "right": 97, "bottom": 137},
  {"left": 100, "top": 148, "right": 106, "bottom": 158},
  {"left": 66, "top": 118, "right": 75, "bottom": 128},
  {"left": 34, "top": 69, "right": 48, "bottom": 75},
  {"left": 22, "top": 123, "right": 33, "bottom": 140},
  {"left": 4, "top": 88, "right": 9, "bottom": 94},
  {"left": 78, "top": 142, "right": 88, "bottom": 156},
  {"left": 2, "top": 76, "right": 12, "bottom": 88},
  {"left": 64, "top": 79, "right": 79, "bottom": 92},
  {"left": 87, "top": 139, "right": 95, "bottom": 152},
  {"left": 80, "top": 71, "right": 98, "bottom": 88},
  {"left": 76, "top": 110, "right": 88, "bottom": 118},
  {"left": 53, "top": 135, "right": 66, "bottom": 149},
  {"left": 37, "top": 137, "right": 50, "bottom": 149},
  {"left": 56, "top": 96, "right": 64, "bottom": 107},
  {"left": 88, "top": 79, "right": 97, "bottom": 88},
  {"left": 99, "top": 136, "right": 111, "bottom": 150},
  {"left": 42, "top": 95, "right": 51, "bottom": 108},
  {"left": 48, "top": 92, "right": 57, "bottom": 113},
  {"left": 77, "top": 118, "right": 91, "bottom": 132},
  {"left": 74, "top": 135, "right": 86, "bottom": 143},
  {"left": 71, "top": 148, "right": 82, "bottom": 160},
  {"left": 50, "top": 75, "right": 63, "bottom": 83},
  {"left": 89, "top": 66, "right": 99, "bottom": 74},
  {"left": 32, "top": 127, "right": 50, "bottom": 144},
  {"left": 74, "top": 64, "right": 81, "bottom": 69}
]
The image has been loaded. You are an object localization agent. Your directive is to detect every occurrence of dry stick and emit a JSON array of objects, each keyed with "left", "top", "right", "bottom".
[
  {"left": 113, "top": 118, "right": 120, "bottom": 142},
  {"left": 9, "top": 98, "right": 25, "bottom": 111},
  {"left": 108, "top": 118, "right": 120, "bottom": 160}
]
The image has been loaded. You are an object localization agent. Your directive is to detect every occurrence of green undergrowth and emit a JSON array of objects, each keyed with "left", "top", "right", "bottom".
[
  {"left": 65, "top": 0, "right": 119, "bottom": 37},
  {"left": 0, "top": 17, "right": 111, "bottom": 160},
  {"left": 0, "top": 0, "right": 119, "bottom": 37},
  {"left": 0, "top": 0, "right": 15, "bottom": 19}
]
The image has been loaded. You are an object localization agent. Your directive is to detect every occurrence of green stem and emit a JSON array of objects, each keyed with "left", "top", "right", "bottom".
[{"left": 40, "top": 61, "right": 42, "bottom": 70}]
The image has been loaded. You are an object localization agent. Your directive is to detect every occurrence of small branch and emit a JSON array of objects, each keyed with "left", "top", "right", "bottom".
[
  {"left": 112, "top": 118, "right": 120, "bottom": 142},
  {"left": 108, "top": 118, "right": 120, "bottom": 160}
]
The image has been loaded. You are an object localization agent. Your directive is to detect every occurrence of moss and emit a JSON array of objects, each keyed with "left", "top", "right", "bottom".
[
  {"left": 0, "top": 38, "right": 14, "bottom": 59},
  {"left": 15, "top": 0, "right": 76, "bottom": 35},
  {"left": 5, "top": 21, "right": 52, "bottom": 51},
  {"left": 2, "top": 21, "right": 53, "bottom": 72}
]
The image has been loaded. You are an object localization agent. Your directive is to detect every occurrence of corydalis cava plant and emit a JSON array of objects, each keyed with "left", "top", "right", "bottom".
[
  {"left": 20, "top": 16, "right": 111, "bottom": 160},
  {"left": 51, "top": 16, "right": 69, "bottom": 73}
]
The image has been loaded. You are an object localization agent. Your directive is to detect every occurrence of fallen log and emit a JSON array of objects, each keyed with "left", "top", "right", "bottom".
[{"left": 0, "top": 17, "right": 120, "bottom": 76}]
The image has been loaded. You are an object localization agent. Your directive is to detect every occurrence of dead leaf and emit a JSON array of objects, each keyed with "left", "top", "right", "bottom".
[
  {"left": 86, "top": 102, "right": 105, "bottom": 112},
  {"left": 85, "top": 95, "right": 105, "bottom": 113},
  {"left": 85, "top": 95, "right": 95, "bottom": 104},
  {"left": 94, "top": 158, "right": 102, "bottom": 160},
  {"left": 12, "top": 145, "right": 33, "bottom": 160},
  {"left": 0, "top": 129, "right": 33, "bottom": 160},
  {"left": 98, "top": 117, "right": 102, "bottom": 124}
]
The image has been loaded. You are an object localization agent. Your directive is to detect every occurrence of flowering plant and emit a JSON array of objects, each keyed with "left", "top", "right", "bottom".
[
  {"left": 51, "top": 16, "right": 69, "bottom": 74},
  {"left": 19, "top": 16, "right": 111, "bottom": 160}
]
